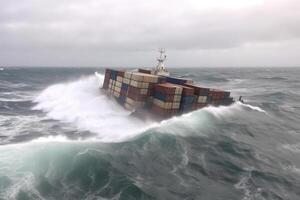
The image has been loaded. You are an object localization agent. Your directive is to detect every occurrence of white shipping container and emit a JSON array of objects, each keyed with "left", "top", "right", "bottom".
[
  {"left": 172, "top": 102, "right": 180, "bottom": 109},
  {"left": 173, "top": 95, "right": 182, "bottom": 102},
  {"left": 142, "top": 82, "right": 149, "bottom": 88},
  {"left": 129, "top": 80, "right": 138, "bottom": 87},
  {"left": 113, "top": 91, "right": 120, "bottom": 98},
  {"left": 116, "top": 76, "right": 123, "bottom": 82},
  {"left": 123, "top": 78, "right": 130, "bottom": 84},
  {"left": 175, "top": 87, "right": 183, "bottom": 95},
  {"left": 186, "top": 80, "right": 194, "bottom": 84},
  {"left": 144, "top": 75, "right": 159, "bottom": 83},
  {"left": 114, "top": 86, "right": 121, "bottom": 93},
  {"left": 130, "top": 80, "right": 143, "bottom": 88},
  {"left": 115, "top": 81, "right": 122, "bottom": 88},
  {"left": 198, "top": 96, "right": 207, "bottom": 103},
  {"left": 165, "top": 102, "right": 172, "bottom": 109},
  {"left": 124, "top": 72, "right": 133, "bottom": 79},
  {"left": 131, "top": 73, "right": 144, "bottom": 81}
]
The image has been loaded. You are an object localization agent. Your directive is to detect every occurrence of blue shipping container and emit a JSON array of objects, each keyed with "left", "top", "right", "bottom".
[
  {"left": 181, "top": 96, "right": 196, "bottom": 104},
  {"left": 121, "top": 83, "right": 129, "bottom": 91},
  {"left": 165, "top": 76, "right": 187, "bottom": 85},
  {"left": 154, "top": 91, "right": 166, "bottom": 101}
]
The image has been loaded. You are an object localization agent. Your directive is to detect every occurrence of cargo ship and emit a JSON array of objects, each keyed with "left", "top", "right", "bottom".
[{"left": 98, "top": 49, "right": 235, "bottom": 120}]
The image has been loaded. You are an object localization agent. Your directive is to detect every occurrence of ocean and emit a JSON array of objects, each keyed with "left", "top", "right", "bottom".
[{"left": 0, "top": 67, "right": 300, "bottom": 200}]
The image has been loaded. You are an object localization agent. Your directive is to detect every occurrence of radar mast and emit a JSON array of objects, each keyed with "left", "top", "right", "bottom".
[{"left": 154, "top": 48, "right": 170, "bottom": 76}]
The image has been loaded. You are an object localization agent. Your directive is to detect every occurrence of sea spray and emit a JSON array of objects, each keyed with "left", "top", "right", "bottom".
[{"left": 33, "top": 75, "right": 154, "bottom": 142}]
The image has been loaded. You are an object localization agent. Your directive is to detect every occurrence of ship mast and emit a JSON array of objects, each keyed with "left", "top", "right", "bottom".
[{"left": 154, "top": 48, "right": 170, "bottom": 76}]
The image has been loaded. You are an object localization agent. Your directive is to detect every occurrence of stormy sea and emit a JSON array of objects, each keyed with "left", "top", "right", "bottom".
[{"left": 0, "top": 67, "right": 299, "bottom": 200}]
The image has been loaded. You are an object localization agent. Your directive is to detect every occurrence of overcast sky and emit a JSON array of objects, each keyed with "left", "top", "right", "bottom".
[{"left": 1, "top": 0, "right": 300, "bottom": 67}]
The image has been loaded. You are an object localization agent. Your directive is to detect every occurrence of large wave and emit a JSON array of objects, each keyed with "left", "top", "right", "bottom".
[
  {"left": 33, "top": 74, "right": 268, "bottom": 143},
  {"left": 33, "top": 74, "right": 154, "bottom": 142}
]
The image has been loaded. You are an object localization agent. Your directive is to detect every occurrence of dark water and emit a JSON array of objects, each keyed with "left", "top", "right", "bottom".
[{"left": 0, "top": 67, "right": 300, "bottom": 200}]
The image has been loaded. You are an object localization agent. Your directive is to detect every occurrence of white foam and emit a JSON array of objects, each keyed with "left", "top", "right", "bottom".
[
  {"left": 238, "top": 101, "right": 268, "bottom": 115},
  {"left": 32, "top": 74, "right": 269, "bottom": 142},
  {"left": 33, "top": 74, "right": 154, "bottom": 143}
]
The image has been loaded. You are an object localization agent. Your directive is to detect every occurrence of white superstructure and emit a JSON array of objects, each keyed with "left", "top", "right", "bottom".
[{"left": 153, "top": 49, "right": 170, "bottom": 76}]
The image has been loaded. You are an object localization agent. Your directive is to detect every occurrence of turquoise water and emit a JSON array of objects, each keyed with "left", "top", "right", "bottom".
[{"left": 0, "top": 67, "right": 299, "bottom": 199}]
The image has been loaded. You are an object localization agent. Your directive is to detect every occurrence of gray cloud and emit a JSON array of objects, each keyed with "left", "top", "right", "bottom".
[{"left": 0, "top": 0, "right": 300, "bottom": 67}]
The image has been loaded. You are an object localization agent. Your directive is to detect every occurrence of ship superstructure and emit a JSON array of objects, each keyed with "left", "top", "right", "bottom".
[{"left": 153, "top": 49, "right": 170, "bottom": 76}]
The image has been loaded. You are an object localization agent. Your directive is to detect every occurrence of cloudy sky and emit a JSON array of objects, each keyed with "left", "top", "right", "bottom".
[{"left": 1, "top": 0, "right": 300, "bottom": 67}]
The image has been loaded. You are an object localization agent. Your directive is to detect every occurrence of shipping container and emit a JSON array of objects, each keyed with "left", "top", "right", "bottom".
[{"left": 100, "top": 67, "right": 235, "bottom": 119}]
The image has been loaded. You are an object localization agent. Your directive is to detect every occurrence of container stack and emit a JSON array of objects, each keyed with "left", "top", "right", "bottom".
[
  {"left": 164, "top": 76, "right": 193, "bottom": 85},
  {"left": 152, "top": 83, "right": 183, "bottom": 118},
  {"left": 208, "top": 89, "right": 233, "bottom": 106},
  {"left": 103, "top": 69, "right": 161, "bottom": 111},
  {"left": 106, "top": 69, "right": 125, "bottom": 99},
  {"left": 102, "top": 68, "right": 235, "bottom": 119},
  {"left": 183, "top": 83, "right": 210, "bottom": 109},
  {"left": 123, "top": 72, "right": 160, "bottom": 110},
  {"left": 179, "top": 86, "right": 196, "bottom": 113},
  {"left": 138, "top": 68, "right": 152, "bottom": 74}
]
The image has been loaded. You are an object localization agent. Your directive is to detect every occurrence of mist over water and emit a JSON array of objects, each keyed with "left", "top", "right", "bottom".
[{"left": 0, "top": 67, "right": 300, "bottom": 200}]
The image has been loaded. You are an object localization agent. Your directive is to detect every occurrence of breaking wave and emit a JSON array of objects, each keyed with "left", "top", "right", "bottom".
[
  {"left": 33, "top": 74, "right": 268, "bottom": 143},
  {"left": 33, "top": 74, "right": 153, "bottom": 142}
]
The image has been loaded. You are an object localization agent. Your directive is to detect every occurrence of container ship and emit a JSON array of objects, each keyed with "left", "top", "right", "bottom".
[{"left": 98, "top": 49, "right": 235, "bottom": 120}]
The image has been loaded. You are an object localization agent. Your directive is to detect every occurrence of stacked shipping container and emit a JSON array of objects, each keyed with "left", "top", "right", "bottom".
[
  {"left": 102, "top": 68, "right": 234, "bottom": 119},
  {"left": 152, "top": 83, "right": 183, "bottom": 118},
  {"left": 103, "top": 69, "right": 161, "bottom": 111}
]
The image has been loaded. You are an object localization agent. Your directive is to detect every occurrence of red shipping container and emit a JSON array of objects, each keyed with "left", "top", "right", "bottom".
[
  {"left": 138, "top": 69, "right": 152, "bottom": 74},
  {"left": 183, "top": 83, "right": 209, "bottom": 96},
  {"left": 117, "top": 71, "right": 125, "bottom": 77},
  {"left": 181, "top": 86, "right": 194, "bottom": 96},
  {"left": 127, "top": 92, "right": 147, "bottom": 101}
]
